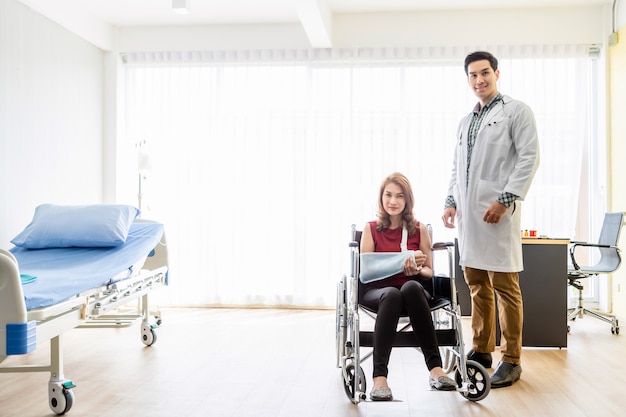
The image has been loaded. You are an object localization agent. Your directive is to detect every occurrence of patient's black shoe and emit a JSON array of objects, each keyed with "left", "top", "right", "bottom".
[{"left": 466, "top": 349, "right": 492, "bottom": 368}]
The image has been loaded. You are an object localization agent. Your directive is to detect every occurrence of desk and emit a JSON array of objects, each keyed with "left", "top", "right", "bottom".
[{"left": 454, "top": 238, "right": 569, "bottom": 348}]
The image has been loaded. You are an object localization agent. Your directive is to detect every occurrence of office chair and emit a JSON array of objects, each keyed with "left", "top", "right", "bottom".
[{"left": 567, "top": 212, "right": 623, "bottom": 334}]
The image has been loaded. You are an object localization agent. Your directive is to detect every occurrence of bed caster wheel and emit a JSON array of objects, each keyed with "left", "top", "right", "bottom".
[
  {"left": 141, "top": 324, "right": 158, "bottom": 346},
  {"left": 49, "top": 380, "right": 76, "bottom": 415},
  {"left": 455, "top": 360, "right": 490, "bottom": 402},
  {"left": 342, "top": 364, "right": 366, "bottom": 403}
]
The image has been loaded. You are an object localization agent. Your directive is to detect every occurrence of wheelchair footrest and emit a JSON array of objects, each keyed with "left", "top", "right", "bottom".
[{"left": 359, "top": 329, "right": 457, "bottom": 347}]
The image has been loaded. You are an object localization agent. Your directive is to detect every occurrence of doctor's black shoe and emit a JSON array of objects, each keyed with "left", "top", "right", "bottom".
[
  {"left": 466, "top": 349, "right": 492, "bottom": 368},
  {"left": 490, "top": 361, "right": 522, "bottom": 388}
]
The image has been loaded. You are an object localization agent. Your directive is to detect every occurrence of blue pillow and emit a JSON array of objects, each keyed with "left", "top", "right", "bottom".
[{"left": 11, "top": 204, "right": 140, "bottom": 248}]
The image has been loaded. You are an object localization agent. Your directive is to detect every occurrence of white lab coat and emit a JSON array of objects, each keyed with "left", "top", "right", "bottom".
[{"left": 447, "top": 95, "right": 539, "bottom": 272}]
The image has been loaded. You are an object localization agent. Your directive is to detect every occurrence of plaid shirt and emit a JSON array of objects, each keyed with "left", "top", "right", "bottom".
[{"left": 446, "top": 93, "right": 518, "bottom": 209}]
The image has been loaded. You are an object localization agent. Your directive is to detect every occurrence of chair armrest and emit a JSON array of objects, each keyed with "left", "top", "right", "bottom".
[
  {"left": 571, "top": 242, "right": 616, "bottom": 250},
  {"left": 432, "top": 241, "right": 454, "bottom": 251},
  {"left": 569, "top": 247, "right": 580, "bottom": 270},
  {"left": 569, "top": 243, "right": 589, "bottom": 270},
  {"left": 569, "top": 242, "right": 621, "bottom": 271}
]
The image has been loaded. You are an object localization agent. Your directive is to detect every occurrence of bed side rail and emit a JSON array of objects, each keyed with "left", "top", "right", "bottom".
[
  {"left": 87, "top": 266, "right": 168, "bottom": 317},
  {"left": 1, "top": 249, "right": 35, "bottom": 360}
]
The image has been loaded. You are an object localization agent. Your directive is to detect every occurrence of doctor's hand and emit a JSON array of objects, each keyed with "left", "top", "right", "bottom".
[
  {"left": 442, "top": 207, "right": 456, "bottom": 228},
  {"left": 483, "top": 201, "right": 507, "bottom": 224}
]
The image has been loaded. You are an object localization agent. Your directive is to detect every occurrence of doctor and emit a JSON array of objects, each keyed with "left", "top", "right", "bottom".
[{"left": 442, "top": 51, "right": 539, "bottom": 388}]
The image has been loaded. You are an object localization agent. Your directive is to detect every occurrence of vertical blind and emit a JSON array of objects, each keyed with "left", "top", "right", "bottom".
[{"left": 124, "top": 45, "right": 593, "bottom": 308}]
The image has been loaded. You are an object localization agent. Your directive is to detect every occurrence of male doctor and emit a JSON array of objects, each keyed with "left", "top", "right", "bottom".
[{"left": 442, "top": 51, "right": 539, "bottom": 388}]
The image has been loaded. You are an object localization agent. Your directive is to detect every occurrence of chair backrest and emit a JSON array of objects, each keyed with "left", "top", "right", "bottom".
[
  {"left": 593, "top": 212, "right": 623, "bottom": 272},
  {"left": 598, "top": 212, "right": 623, "bottom": 246}
]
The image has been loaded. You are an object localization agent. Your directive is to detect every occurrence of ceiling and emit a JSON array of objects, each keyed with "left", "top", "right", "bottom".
[
  {"left": 17, "top": 0, "right": 614, "bottom": 51},
  {"left": 20, "top": 0, "right": 613, "bottom": 28}
]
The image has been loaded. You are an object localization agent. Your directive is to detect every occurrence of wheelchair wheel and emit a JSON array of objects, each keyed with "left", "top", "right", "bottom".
[
  {"left": 455, "top": 360, "right": 490, "bottom": 401},
  {"left": 335, "top": 279, "right": 347, "bottom": 368},
  {"left": 343, "top": 364, "right": 366, "bottom": 403}
]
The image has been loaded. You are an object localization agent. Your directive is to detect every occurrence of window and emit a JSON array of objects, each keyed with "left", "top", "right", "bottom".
[{"left": 123, "top": 46, "right": 601, "bottom": 308}]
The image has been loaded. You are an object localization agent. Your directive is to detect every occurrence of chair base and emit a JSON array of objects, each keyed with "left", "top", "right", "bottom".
[
  {"left": 567, "top": 277, "right": 620, "bottom": 334},
  {"left": 567, "top": 305, "right": 620, "bottom": 334}
]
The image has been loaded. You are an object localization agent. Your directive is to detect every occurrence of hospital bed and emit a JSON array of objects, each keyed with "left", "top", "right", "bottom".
[{"left": 0, "top": 205, "right": 168, "bottom": 415}]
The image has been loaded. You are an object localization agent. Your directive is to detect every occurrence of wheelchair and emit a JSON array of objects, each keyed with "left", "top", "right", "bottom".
[{"left": 336, "top": 224, "right": 490, "bottom": 403}]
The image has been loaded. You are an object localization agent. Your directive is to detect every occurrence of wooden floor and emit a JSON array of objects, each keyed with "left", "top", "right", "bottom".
[{"left": 1, "top": 308, "right": 625, "bottom": 417}]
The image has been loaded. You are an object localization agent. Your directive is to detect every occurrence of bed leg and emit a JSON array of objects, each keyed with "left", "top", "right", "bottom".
[
  {"left": 48, "top": 335, "right": 76, "bottom": 415},
  {"left": 140, "top": 294, "right": 158, "bottom": 346},
  {"left": 141, "top": 294, "right": 150, "bottom": 322},
  {"left": 49, "top": 335, "right": 64, "bottom": 381}
]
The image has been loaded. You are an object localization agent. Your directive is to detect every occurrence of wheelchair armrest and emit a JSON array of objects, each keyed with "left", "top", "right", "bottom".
[
  {"left": 349, "top": 240, "right": 359, "bottom": 248},
  {"left": 432, "top": 241, "right": 454, "bottom": 250}
]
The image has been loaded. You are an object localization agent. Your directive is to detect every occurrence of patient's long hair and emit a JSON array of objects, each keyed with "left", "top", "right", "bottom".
[{"left": 376, "top": 172, "right": 417, "bottom": 236}]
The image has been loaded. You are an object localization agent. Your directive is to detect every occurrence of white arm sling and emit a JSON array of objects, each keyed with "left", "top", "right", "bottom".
[{"left": 359, "top": 225, "right": 416, "bottom": 284}]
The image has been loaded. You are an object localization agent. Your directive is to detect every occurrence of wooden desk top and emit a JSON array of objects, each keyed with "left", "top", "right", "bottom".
[{"left": 522, "top": 237, "right": 570, "bottom": 245}]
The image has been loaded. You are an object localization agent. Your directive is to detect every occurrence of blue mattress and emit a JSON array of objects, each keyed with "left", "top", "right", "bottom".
[{"left": 10, "top": 221, "right": 164, "bottom": 311}]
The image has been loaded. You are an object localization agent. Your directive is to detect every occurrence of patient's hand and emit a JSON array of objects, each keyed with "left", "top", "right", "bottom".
[
  {"left": 403, "top": 257, "right": 420, "bottom": 276},
  {"left": 413, "top": 250, "right": 426, "bottom": 267},
  {"left": 403, "top": 251, "right": 425, "bottom": 276}
]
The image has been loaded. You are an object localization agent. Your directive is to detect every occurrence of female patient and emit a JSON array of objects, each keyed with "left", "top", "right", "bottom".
[{"left": 360, "top": 172, "right": 456, "bottom": 401}]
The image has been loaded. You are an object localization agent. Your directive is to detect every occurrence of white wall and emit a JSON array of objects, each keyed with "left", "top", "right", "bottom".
[
  {"left": 333, "top": 7, "right": 608, "bottom": 48},
  {"left": 119, "top": 23, "right": 311, "bottom": 52},
  {"left": 618, "top": 0, "right": 626, "bottom": 27},
  {"left": 116, "top": 6, "right": 610, "bottom": 52},
  {"left": 0, "top": 0, "right": 104, "bottom": 247}
]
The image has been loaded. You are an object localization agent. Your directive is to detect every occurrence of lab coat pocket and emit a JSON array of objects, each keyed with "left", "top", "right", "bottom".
[
  {"left": 476, "top": 179, "right": 503, "bottom": 210},
  {"left": 483, "top": 115, "right": 509, "bottom": 146}
]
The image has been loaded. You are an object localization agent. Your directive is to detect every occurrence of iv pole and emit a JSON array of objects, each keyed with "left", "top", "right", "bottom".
[{"left": 136, "top": 140, "right": 151, "bottom": 214}]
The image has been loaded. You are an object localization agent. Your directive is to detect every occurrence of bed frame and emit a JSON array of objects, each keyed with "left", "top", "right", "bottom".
[{"left": 0, "top": 228, "right": 168, "bottom": 415}]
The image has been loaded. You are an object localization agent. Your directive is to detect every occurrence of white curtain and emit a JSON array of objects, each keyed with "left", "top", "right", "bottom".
[{"left": 123, "top": 45, "right": 592, "bottom": 308}]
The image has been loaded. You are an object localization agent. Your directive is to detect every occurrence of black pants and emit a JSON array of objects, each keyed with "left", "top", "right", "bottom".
[{"left": 361, "top": 280, "right": 442, "bottom": 378}]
